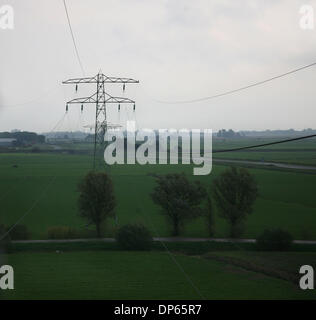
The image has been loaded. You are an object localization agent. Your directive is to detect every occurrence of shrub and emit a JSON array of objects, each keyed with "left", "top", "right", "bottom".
[
  {"left": 47, "top": 226, "right": 79, "bottom": 239},
  {"left": 7, "top": 224, "right": 30, "bottom": 240},
  {"left": 256, "top": 228, "right": 293, "bottom": 251},
  {"left": 115, "top": 224, "right": 153, "bottom": 251}
]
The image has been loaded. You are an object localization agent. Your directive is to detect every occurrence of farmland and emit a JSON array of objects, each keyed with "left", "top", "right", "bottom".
[
  {"left": 1, "top": 139, "right": 316, "bottom": 300},
  {"left": 2, "top": 250, "right": 316, "bottom": 300},
  {"left": 212, "top": 137, "right": 316, "bottom": 166},
  {"left": 1, "top": 146, "right": 316, "bottom": 240}
]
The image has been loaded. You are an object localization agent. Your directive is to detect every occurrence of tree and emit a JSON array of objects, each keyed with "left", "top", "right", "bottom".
[
  {"left": 212, "top": 167, "right": 258, "bottom": 238},
  {"left": 205, "top": 195, "right": 215, "bottom": 237},
  {"left": 151, "top": 173, "right": 206, "bottom": 236},
  {"left": 78, "top": 171, "right": 116, "bottom": 237}
]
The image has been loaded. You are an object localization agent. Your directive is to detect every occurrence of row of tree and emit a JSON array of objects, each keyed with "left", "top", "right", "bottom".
[{"left": 78, "top": 167, "right": 258, "bottom": 238}]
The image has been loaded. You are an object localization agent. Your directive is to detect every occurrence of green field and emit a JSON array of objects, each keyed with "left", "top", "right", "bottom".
[
  {"left": 1, "top": 145, "right": 316, "bottom": 301},
  {"left": 1, "top": 151, "right": 316, "bottom": 239},
  {"left": 213, "top": 137, "right": 316, "bottom": 166},
  {"left": 213, "top": 137, "right": 316, "bottom": 151},
  {"left": 2, "top": 250, "right": 316, "bottom": 300}
]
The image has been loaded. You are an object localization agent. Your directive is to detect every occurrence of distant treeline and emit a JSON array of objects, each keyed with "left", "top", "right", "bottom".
[
  {"left": 44, "top": 131, "right": 88, "bottom": 140},
  {"left": 239, "top": 128, "right": 316, "bottom": 137},
  {"left": 0, "top": 131, "right": 45, "bottom": 145},
  {"left": 217, "top": 128, "right": 316, "bottom": 138},
  {"left": 217, "top": 129, "right": 244, "bottom": 138},
  {"left": 44, "top": 128, "right": 316, "bottom": 142}
]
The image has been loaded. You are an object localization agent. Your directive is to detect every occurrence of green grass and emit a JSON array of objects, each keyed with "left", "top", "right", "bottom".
[
  {"left": 2, "top": 250, "right": 316, "bottom": 300},
  {"left": 1, "top": 152, "right": 316, "bottom": 239}
]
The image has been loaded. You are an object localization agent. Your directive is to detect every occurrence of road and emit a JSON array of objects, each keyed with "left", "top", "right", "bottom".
[{"left": 213, "top": 158, "right": 316, "bottom": 171}]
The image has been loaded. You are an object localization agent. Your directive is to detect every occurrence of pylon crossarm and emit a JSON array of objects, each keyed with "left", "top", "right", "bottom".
[
  {"left": 63, "top": 74, "right": 139, "bottom": 84},
  {"left": 103, "top": 75, "right": 139, "bottom": 83},
  {"left": 67, "top": 96, "right": 135, "bottom": 105},
  {"left": 62, "top": 76, "right": 98, "bottom": 84},
  {"left": 67, "top": 96, "right": 97, "bottom": 104},
  {"left": 104, "top": 97, "right": 135, "bottom": 104}
]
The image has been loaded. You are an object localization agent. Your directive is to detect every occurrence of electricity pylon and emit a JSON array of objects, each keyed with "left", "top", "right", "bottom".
[{"left": 62, "top": 72, "right": 139, "bottom": 169}]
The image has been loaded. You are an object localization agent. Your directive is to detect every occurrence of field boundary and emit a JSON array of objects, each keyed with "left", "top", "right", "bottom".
[{"left": 11, "top": 237, "right": 316, "bottom": 244}]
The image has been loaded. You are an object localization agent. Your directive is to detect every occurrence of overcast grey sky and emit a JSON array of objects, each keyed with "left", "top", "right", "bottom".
[{"left": 1, "top": 0, "right": 316, "bottom": 133}]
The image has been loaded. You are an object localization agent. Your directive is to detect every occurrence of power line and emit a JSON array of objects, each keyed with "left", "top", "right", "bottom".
[
  {"left": 155, "top": 61, "right": 316, "bottom": 104},
  {"left": 0, "top": 176, "right": 56, "bottom": 241},
  {"left": 135, "top": 192, "right": 206, "bottom": 299},
  {"left": 49, "top": 112, "right": 67, "bottom": 132},
  {"left": 115, "top": 133, "right": 316, "bottom": 163},
  {"left": 172, "top": 133, "right": 316, "bottom": 155},
  {"left": 0, "top": 112, "right": 71, "bottom": 241},
  {"left": 62, "top": 0, "right": 85, "bottom": 76}
]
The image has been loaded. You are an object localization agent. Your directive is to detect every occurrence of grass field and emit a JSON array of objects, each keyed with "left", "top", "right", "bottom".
[
  {"left": 2, "top": 250, "right": 316, "bottom": 300},
  {"left": 1, "top": 142, "right": 316, "bottom": 301},
  {"left": 213, "top": 136, "right": 316, "bottom": 151},
  {"left": 1, "top": 151, "right": 316, "bottom": 239}
]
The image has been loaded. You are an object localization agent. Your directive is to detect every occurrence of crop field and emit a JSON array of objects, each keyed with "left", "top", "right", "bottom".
[
  {"left": 1, "top": 150, "right": 316, "bottom": 240},
  {"left": 2, "top": 250, "right": 316, "bottom": 300},
  {"left": 213, "top": 137, "right": 316, "bottom": 150},
  {"left": 212, "top": 137, "right": 316, "bottom": 165}
]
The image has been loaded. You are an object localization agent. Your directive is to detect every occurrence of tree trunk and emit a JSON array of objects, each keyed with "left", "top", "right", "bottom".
[
  {"left": 230, "top": 221, "right": 243, "bottom": 238},
  {"left": 96, "top": 223, "right": 101, "bottom": 238},
  {"left": 172, "top": 218, "right": 179, "bottom": 236}
]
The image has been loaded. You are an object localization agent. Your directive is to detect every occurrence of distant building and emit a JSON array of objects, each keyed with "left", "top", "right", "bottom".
[{"left": 0, "top": 138, "right": 17, "bottom": 147}]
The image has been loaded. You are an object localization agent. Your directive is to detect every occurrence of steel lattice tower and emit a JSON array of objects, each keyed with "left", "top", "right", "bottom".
[{"left": 63, "top": 72, "right": 139, "bottom": 169}]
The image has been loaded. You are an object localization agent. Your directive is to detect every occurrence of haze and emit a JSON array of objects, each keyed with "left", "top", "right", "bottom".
[{"left": 1, "top": 0, "right": 316, "bottom": 132}]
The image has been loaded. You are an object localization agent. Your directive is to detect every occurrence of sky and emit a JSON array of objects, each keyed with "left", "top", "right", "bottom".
[{"left": 1, "top": 0, "right": 316, "bottom": 133}]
